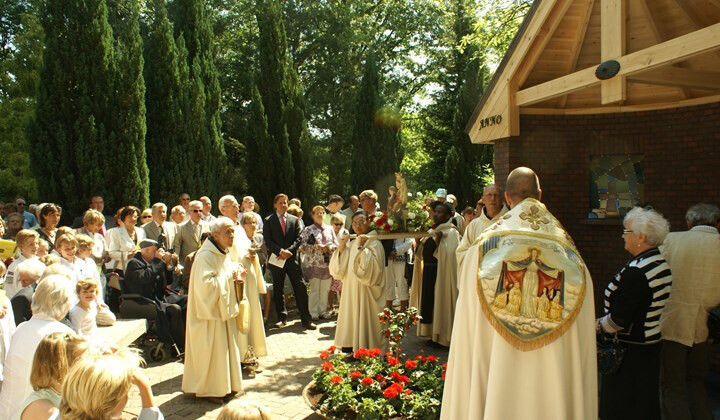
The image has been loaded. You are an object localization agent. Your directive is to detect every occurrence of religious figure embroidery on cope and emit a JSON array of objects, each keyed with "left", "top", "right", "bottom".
[{"left": 476, "top": 199, "right": 587, "bottom": 351}]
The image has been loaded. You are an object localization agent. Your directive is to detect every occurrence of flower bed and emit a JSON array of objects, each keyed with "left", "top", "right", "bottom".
[{"left": 308, "top": 308, "right": 445, "bottom": 419}]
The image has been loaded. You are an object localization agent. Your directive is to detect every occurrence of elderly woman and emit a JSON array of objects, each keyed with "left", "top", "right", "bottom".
[
  {"left": 236, "top": 212, "right": 268, "bottom": 357},
  {"left": 4, "top": 212, "right": 24, "bottom": 240},
  {"left": 0, "top": 275, "right": 76, "bottom": 418},
  {"left": 597, "top": 206, "right": 673, "bottom": 420},
  {"left": 12, "top": 332, "right": 90, "bottom": 420},
  {"left": 299, "top": 206, "right": 337, "bottom": 321},
  {"left": 59, "top": 351, "right": 163, "bottom": 419},
  {"left": 36, "top": 204, "right": 62, "bottom": 252}
]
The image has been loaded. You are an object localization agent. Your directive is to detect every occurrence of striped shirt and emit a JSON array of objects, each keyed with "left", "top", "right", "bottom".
[{"left": 601, "top": 248, "right": 672, "bottom": 344}]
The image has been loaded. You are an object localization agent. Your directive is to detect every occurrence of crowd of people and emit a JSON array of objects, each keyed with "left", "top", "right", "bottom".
[{"left": 0, "top": 169, "right": 718, "bottom": 419}]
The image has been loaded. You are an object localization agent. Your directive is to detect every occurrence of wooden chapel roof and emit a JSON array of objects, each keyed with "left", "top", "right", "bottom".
[{"left": 467, "top": 0, "right": 720, "bottom": 144}]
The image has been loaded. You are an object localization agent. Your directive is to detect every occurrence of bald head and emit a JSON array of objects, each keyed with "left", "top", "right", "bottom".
[{"left": 505, "top": 167, "right": 542, "bottom": 208}]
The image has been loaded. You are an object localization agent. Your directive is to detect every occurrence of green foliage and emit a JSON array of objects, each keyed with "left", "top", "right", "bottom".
[
  {"left": 255, "top": 0, "right": 295, "bottom": 200},
  {"left": 106, "top": 0, "right": 150, "bottom": 210},
  {"left": 143, "top": 0, "right": 188, "bottom": 205},
  {"left": 349, "top": 56, "right": 402, "bottom": 199},
  {"left": 245, "top": 84, "right": 275, "bottom": 212},
  {"left": 172, "top": 0, "right": 226, "bottom": 200},
  {"left": 30, "top": 0, "right": 117, "bottom": 216},
  {"left": 0, "top": 9, "right": 42, "bottom": 200}
]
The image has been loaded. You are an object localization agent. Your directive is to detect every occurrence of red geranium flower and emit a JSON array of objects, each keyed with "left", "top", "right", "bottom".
[
  {"left": 387, "top": 356, "right": 400, "bottom": 366},
  {"left": 442, "top": 371, "right": 447, "bottom": 380},
  {"left": 354, "top": 349, "right": 367, "bottom": 359},
  {"left": 383, "top": 383, "right": 404, "bottom": 399},
  {"left": 427, "top": 355, "right": 438, "bottom": 362},
  {"left": 330, "top": 375, "right": 343, "bottom": 384},
  {"left": 320, "top": 351, "right": 329, "bottom": 360},
  {"left": 327, "top": 346, "right": 337, "bottom": 352},
  {"left": 405, "top": 389, "right": 412, "bottom": 395},
  {"left": 322, "top": 362, "right": 334, "bottom": 372},
  {"left": 390, "top": 372, "right": 410, "bottom": 383},
  {"left": 384, "top": 330, "right": 391, "bottom": 337},
  {"left": 350, "top": 370, "right": 363, "bottom": 379},
  {"left": 376, "top": 374, "right": 385, "bottom": 382},
  {"left": 405, "top": 360, "right": 417, "bottom": 369},
  {"left": 370, "top": 348, "right": 382, "bottom": 357},
  {"left": 383, "top": 224, "right": 391, "bottom": 231},
  {"left": 443, "top": 363, "right": 448, "bottom": 370},
  {"left": 361, "top": 377, "right": 373, "bottom": 386}
]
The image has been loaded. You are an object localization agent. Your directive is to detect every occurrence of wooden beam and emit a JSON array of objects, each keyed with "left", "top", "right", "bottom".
[
  {"left": 601, "top": 0, "right": 626, "bottom": 104},
  {"left": 628, "top": 67, "right": 720, "bottom": 91},
  {"left": 520, "top": 93, "right": 720, "bottom": 115},
  {"left": 515, "top": 22, "right": 720, "bottom": 106},
  {"left": 638, "top": 0, "right": 690, "bottom": 99},
  {"left": 559, "top": 0, "right": 596, "bottom": 108},
  {"left": 709, "top": 0, "right": 720, "bottom": 10},
  {"left": 673, "top": 0, "right": 720, "bottom": 62}
]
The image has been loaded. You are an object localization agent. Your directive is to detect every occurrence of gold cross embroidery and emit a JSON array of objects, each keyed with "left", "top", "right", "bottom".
[{"left": 519, "top": 205, "right": 550, "bottom": 231}]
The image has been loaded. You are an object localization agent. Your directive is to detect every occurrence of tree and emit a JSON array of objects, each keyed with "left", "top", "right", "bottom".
[
  {"left": 30, "top": 0, "right": 117, "bottom": 217},
  {"left": 349, "top": 56, "right": 402, "bottom": 205},
  {"left": 245, "top": 84, "right": 275, "bottom": 211},
  {"left": 285, "top": 62, "right": 314, "bottom": 205},
  {"left": 0, "top": 8, "right": 42, "bottom": 200},
  {"left": 172, "top": 0, "right": 226, "bottom": 199},
  {"left": 106, "top": 0, "right": 149, "bottom": 210},
  {"left": 143, "top": 0, "right": 189, "bottom": 204}
]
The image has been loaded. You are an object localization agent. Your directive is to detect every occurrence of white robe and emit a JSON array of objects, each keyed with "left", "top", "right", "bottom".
[
  {"left": 329, "top": 230, "right": 386, "bottom": 351},
  {"left": 456, "top": 205, "right": 508, "bottom": 269},
  {"left": 0, "top": 296, "right": 16, "bottom": 386},
  {"left": 228, "top": 230, "right": 267, "bottom": 358},
  {"left": 182, "top": 239, "right": 243, "bottom": 397},
  {"left": 409, "top": 221, "right": 460, "bottom": 346},
  {"left": 440, "top": 224, "right": 597, "bottom": 420},
  {"left": 0, "top": 316, "right": 74, "bottom": 418}
]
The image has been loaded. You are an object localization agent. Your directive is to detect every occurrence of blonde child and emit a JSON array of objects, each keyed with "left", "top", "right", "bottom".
[
  {"left": 68, "top": 278, "right": 117, "bottom": 353},
  {"left": 75, "top": 235, "right": 114, "bottom": 326},
  {"left": 217, "top": 400, "right": 273, "bottom": 420},
  {"left": 12, "top": 332, "right": 90, "bottom": 420},
  {"left": 5, "top": 229, "right": 39, "bottom": 298}
]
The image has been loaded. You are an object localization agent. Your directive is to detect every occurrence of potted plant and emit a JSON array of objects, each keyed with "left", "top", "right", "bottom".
[{"left": 305, "top": 308, "right": 445, "bottom": 419}]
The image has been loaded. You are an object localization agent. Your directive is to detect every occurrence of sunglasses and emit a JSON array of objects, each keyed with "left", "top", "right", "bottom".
[
  {"left": 191, "top": 209, "right": 202, "bottom": 213},
  {"left": 333, "top": 223, "right": 343, "bottom": 226},
  {"left": 142, "top": 215, "right": 152, "bottom": 219}
]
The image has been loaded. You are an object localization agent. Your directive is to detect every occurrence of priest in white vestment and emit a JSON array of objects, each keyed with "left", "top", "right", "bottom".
[
  {"left": 409, "top": 202, "right": 459, "bottom": 346},
  {"left": 182, "top": 217, "right": 244, "bottom": 401},
  {"left": 329, "top": 210, "right": 386, "bottom": 351},
  {"left": 219, "top": 195, "right": 268, "bottom": 359},
  {"left": 441, "top": 167, "right": 597, "bottom": 420},
  {"left": 456, "top": 184, "right": 508, "bottom": 268}
]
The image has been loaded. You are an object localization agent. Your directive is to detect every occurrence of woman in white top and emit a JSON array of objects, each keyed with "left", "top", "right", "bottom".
[
  {"left": 12, "top": 332, "right": 90, "bottom": 420},
  {"left": 0, "top": 262, "right": 17, "bottom": 388},
  {"left": 0, "top": 275, "right": 75, "bottom": 418},
  {"left": 107, "top": 206, "right": 145, "bottom": 273},
  {"left": 5, "top": 229, "right": 39, "bottom": 298},
  {"left": 35, "top": 204, "right": 61, "bottom": 253}
]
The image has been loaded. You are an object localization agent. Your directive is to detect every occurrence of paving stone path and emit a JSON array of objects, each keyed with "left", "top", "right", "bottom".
[{"left": 121, "top": 316, "right": 450, "bottom": 420}]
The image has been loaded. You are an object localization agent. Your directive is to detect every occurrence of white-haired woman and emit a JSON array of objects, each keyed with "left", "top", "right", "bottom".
[
  {"left": 0, "top": 275, "right": 75, "bottom": 418},
  {"left": 597, "top": 206, "right": 673, "bottom": 420}
]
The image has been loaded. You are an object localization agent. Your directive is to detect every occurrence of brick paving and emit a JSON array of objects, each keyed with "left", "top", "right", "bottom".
[{"left": 121, "top": 315, "right": 449, "bottom": 420}]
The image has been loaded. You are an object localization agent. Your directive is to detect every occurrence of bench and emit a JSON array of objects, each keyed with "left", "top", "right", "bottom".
[{"left": 97, "top": 319, "right": 147, "bottom": 348}]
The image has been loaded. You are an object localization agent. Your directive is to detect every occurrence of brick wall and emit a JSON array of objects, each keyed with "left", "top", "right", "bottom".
[{"left": 493, "top": 102, "right": 720, "bottom": 315}]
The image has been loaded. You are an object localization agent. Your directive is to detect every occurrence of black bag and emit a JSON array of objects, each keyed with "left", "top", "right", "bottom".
[
  {"left": 597, "top": 332, "right": 626, "bottom": 375},
  {"left": 707, "top": 305, "right": 720, "bottom": 343}
]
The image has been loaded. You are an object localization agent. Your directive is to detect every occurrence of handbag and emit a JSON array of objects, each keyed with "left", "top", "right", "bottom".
[
  {"left": 707, "top": 305, "right": 720, "bottom": 343},
  {"left": 597, "top": 332, "right": 626, "bottom": 375}
]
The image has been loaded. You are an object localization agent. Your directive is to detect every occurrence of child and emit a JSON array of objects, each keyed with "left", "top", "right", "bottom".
[
  {"left": 75, "top": 235, "right": 115, "bottom": 326},
  {"left": 5, "top": 229, "right": 39, "bottom": 298},
  {"left": 68, "top": 278, "right": 116, "bottom": 352},
  {"left": 217, "top": 400, "right": 273, "bottom": 420},
  {"left": 12, "top": 332, "right": 89, "bottom": 420}
]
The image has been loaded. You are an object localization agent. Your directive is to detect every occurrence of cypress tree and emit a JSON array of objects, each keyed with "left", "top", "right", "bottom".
[
  {"left": 285, "top": 62, "right": 314, "bottom": 205},
  {"left": 245, "top": 84, "right": 275, "bottom": 211},
  {"left": 106, "top": 0, "right": 149, "bottom": 210},
  {"left": 144, "top": 0, "right": 188, "bottom": 205},
  {"left": 255, "top": 0, "right": 294, "bottom": 197},
  {"left": 349, "top": 56, "right": 402, "bottom": 200},
  {"left": 172, "top": 0, "right": 226, "bottom": 199},
  {"left": 30, "top": 0, "right": 115, "bottom": 217},
  {"left": 443, "top": 1, "right": 488, "bottom": 208}
]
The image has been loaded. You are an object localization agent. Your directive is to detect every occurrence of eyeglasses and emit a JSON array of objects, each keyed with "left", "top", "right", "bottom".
[
  {"left": 333, "top": 223, "right": 343, "bottom": 226},
  {"left": 17, "top": 202, "right": 26, "bottom": 206},
  {"left": 622, "top": 229, "right": 634, "bottom": 234}
]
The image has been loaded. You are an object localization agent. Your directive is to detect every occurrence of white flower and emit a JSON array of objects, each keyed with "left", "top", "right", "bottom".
[
  {"left": 387, "top": 219, "right": 394, "bottom": 226},
  {"left": 374, "top": 211, "right": 383, "bottom": 218},
  {"left": 407, "top": 212, "right": 416, "bottom": 220},
  {"left": 421, "top": 210, "right": 429, "bottom": 218},
  {"left": 416, "top": 192, "right": 423, "bottom": 197}
]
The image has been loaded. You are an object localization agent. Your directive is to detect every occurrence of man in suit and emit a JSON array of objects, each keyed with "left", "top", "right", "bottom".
[
  {"left": 143, "top": 203, "right": 177, "bottom": 251},
  {"left": 71, "top": 195, "right": 116, "bottom": 234},
  {"left": 263, "top": 193, "right": 316, "bottom": 329},
  {"left": 174, "top": 200, "right": 210, "bottom": 262},
  {"left": 660, "top": 203, "right": 720, "bottom": 420}
]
